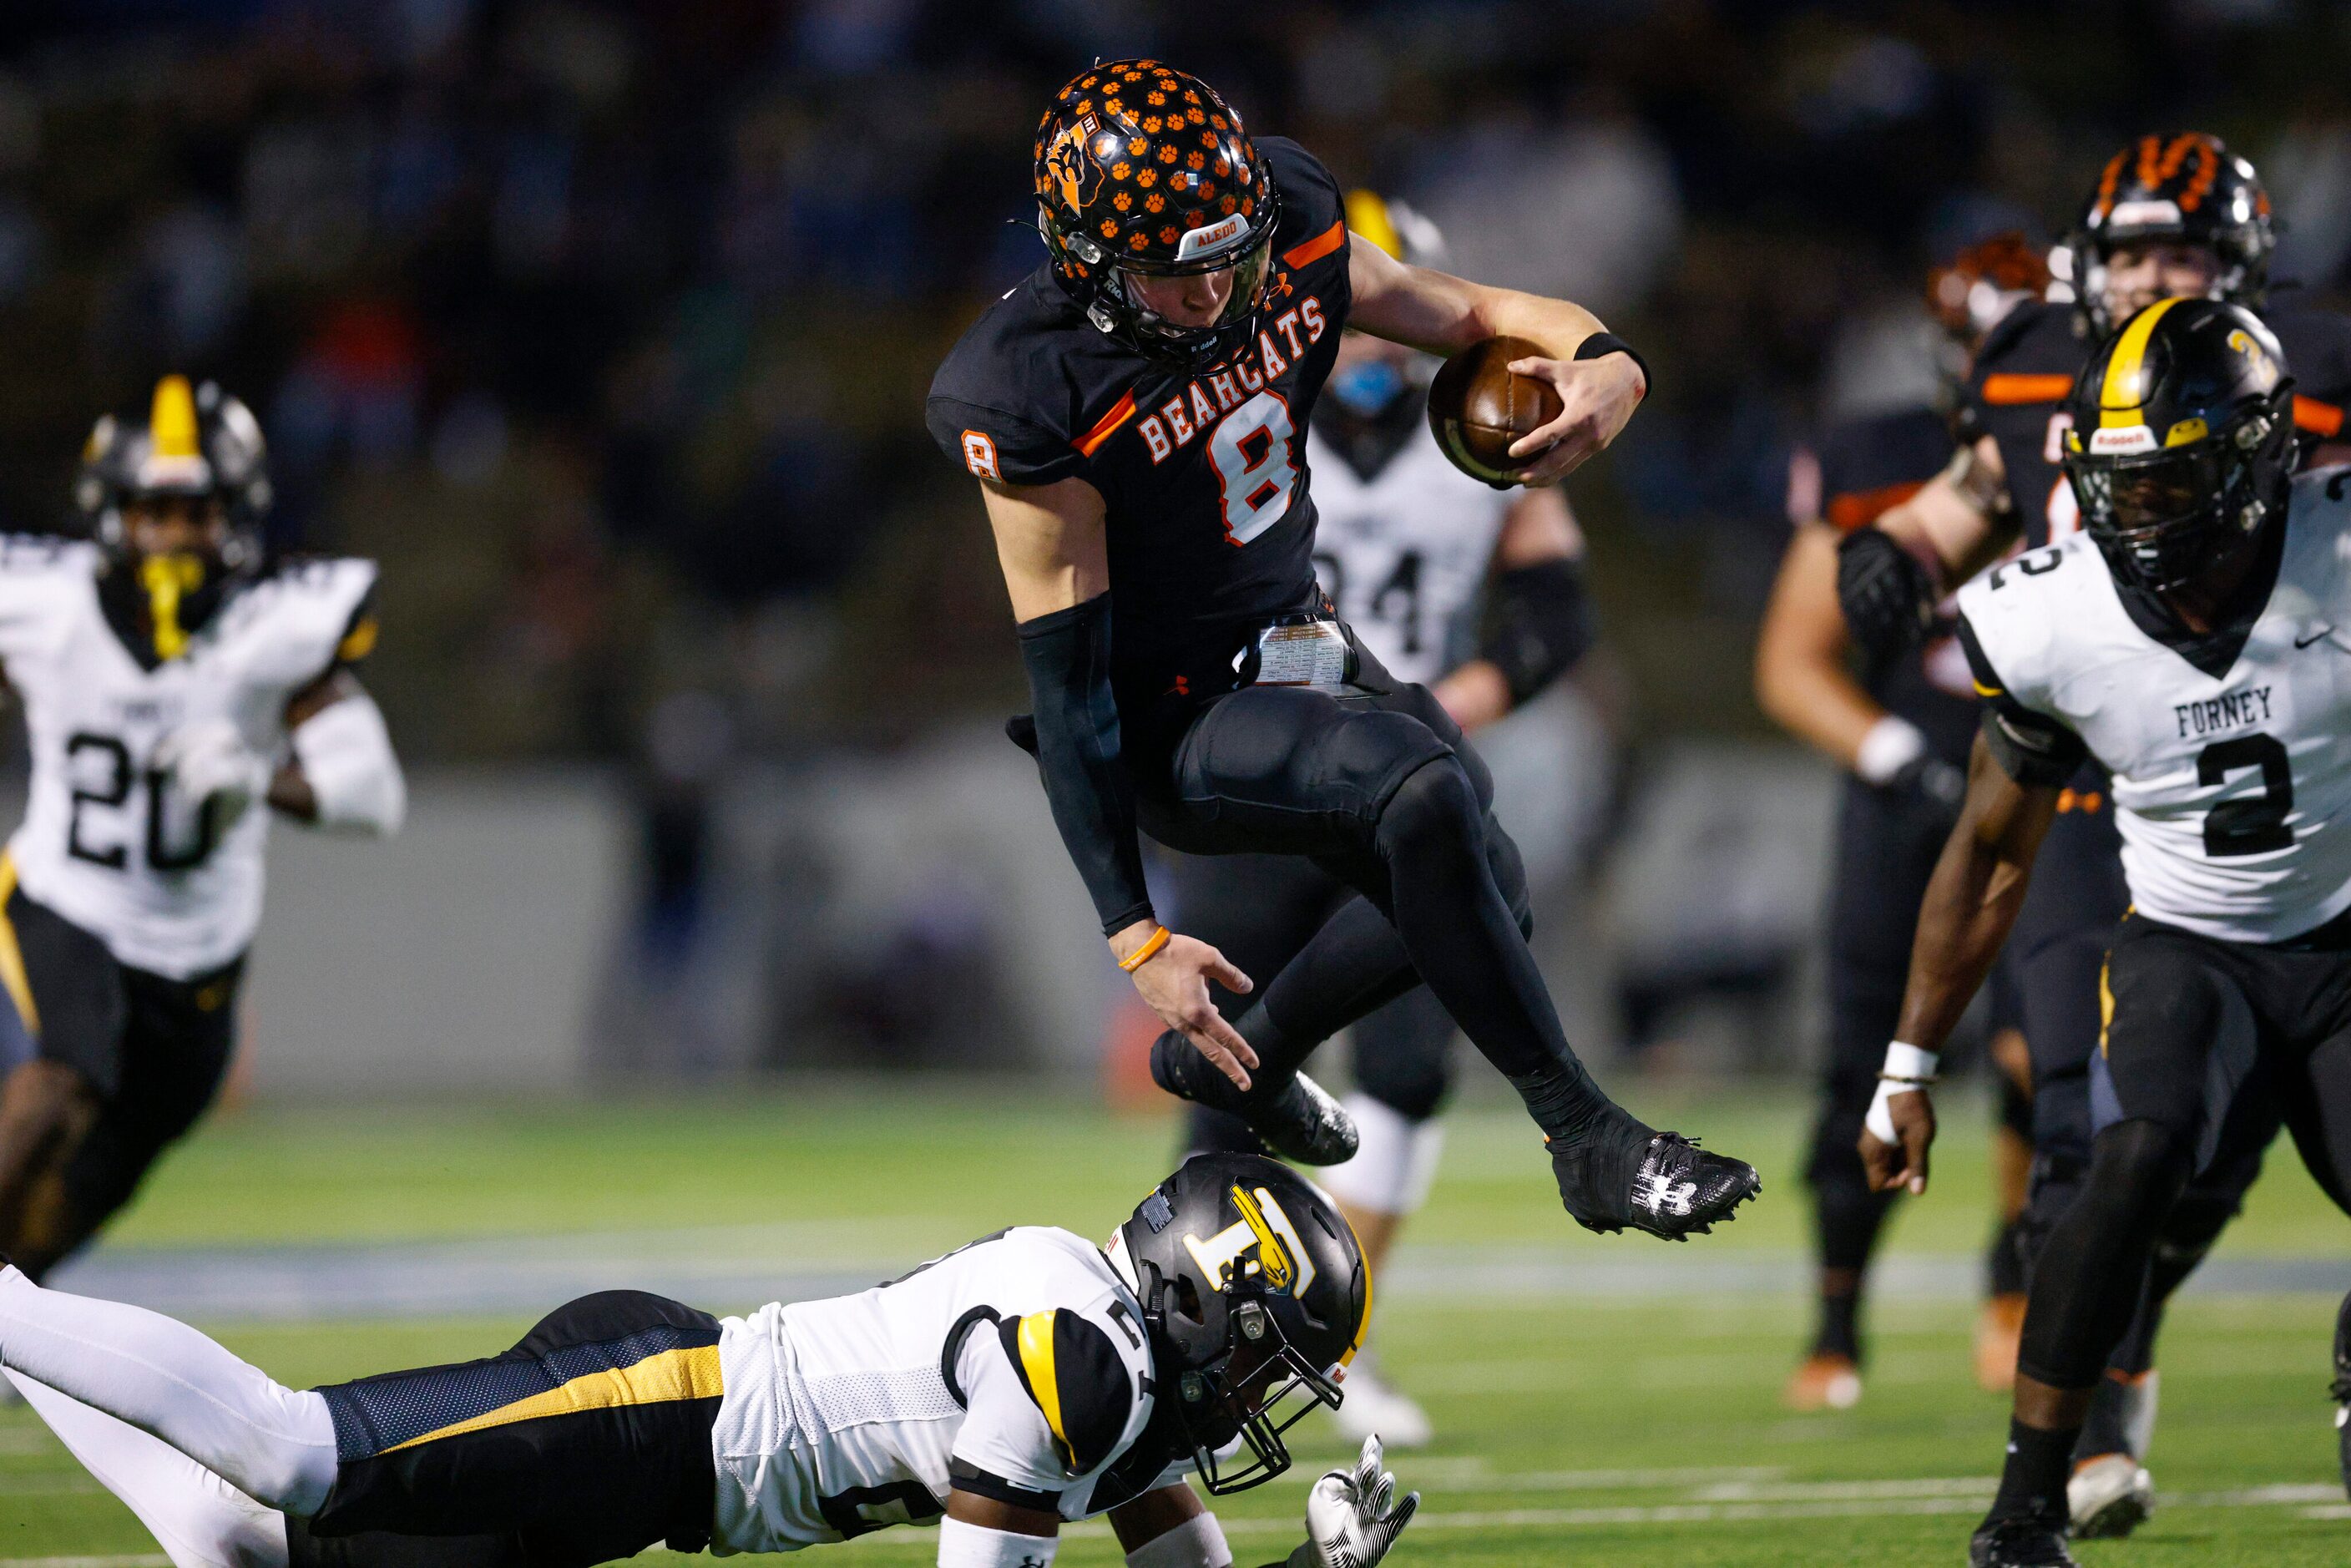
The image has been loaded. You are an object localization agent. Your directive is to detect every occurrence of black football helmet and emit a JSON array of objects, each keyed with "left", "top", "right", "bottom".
[
  {"left": 2061, "top": 297, "right": 2293, "bottom": 596},
  {"left": 75, "top": 376, "right": 271, "bottom": 657},
  {"left": 1034, "top": 60, "right": 1282, "bottom": 370},
  {"left": 1107, "top": 1152, "right": 1368, "bottom": 1494},
  {"left": 2067, "top": 133, "right": 2274, "bottom": 336}
]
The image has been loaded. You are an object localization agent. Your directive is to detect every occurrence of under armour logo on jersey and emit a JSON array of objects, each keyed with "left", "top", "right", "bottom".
[{"left": 1632, "top": 1171, "right": 1697, "bottom": 1217}]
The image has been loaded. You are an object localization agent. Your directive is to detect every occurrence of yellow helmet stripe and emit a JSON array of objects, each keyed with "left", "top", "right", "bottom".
[
  {"left": 149, "top": 375, "right": 202, "bottom": 459},
  {"left": 1013, "top": 1311, "right": 1072, "bottom": 1462},
  {"left": 1344, "top": 190, "right": 1403, "bottom": 262},
  {"left": 2100, "top": 296, "right": 2187, "bottom": 428}
]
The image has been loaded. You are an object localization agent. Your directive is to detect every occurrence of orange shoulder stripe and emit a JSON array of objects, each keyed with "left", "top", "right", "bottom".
[
  {"left": 2294, "top": 394, "right": 2344, "bottom": 439},
  {"left": 1073, "top": 390, "right": 1138, "bottom": 457},
  {"left": 1282, "top": 220, "right": 1346, "bottom": 270},
  {"left": 1825, "top": 479, "right": 1926, "bottom": 533},
  {"left": 1979, "top": 372, "right": 2074, "bottom": 406}
]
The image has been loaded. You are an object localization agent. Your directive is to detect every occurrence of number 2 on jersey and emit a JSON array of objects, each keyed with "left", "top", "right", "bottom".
[
  {"left": 2199, "top": 732, "right": 2293, "bottom": 857},
  {"left": 1210, "top": 391, "right": 1297, "bottom": 545}
]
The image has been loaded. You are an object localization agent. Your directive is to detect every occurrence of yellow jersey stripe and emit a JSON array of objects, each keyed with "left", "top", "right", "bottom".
[
  {"left": 0, "top": 854, "right": 38, "bottom": 1039},
  {"left": 2100, "top": 296, "right": 2186, "bottom": 428},
  {"left": 1014, "top": 1311, "right": 1070, "bottom": 1459},
  {"left": 381, "top": 1343, "right": 722, "bottom": 1455}
]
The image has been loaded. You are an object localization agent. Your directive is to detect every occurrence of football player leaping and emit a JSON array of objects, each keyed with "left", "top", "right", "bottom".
[
  {"left": 928, "top": 61, "right": 1757, "bottom": 1242},
  {"left": 0, "top": 377, "right": 404, "bottom": 1280},
  {"left": 1840, "top": 134, "right": 2351, "bottom": 1536},
  {"left": 0, "top": 1152, "right": 1421, "bottom": 1568},
  {"left": 1858, "top": 299, "right": 2351, "bottom": 1567},
  {"left": 1171, "top": 189, "right": 1600, "bottom": 1449}
]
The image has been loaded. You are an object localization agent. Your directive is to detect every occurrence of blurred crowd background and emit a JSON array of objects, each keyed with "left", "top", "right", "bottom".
[{"left": 5, "top": 0, "right": 2351, "bottom": 1086}]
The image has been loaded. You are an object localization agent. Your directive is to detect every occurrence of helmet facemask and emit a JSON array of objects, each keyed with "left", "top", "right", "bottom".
[
  {"left": 1160, "top": 1282, "right": 1343, "bottom": 1495},
  {"left": 1046, "top": 189, "right": 1282, "bottom": 371},
  {"left": 2067, "top": 388, "right": 2293, "bottom": 596}
]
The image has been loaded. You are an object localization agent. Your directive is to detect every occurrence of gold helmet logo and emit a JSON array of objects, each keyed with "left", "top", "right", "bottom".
[{"left": 1181, "top": 1184, "right": 1318, "bottom": 1298}]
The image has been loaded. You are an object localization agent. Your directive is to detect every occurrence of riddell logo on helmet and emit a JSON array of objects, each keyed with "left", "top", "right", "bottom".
[
  {"left": 2089, "top": 425, "right": 2158, "bottom": 455},
  {"left": 2108, "top": 199, "right": 2184, "bottom": 229}
]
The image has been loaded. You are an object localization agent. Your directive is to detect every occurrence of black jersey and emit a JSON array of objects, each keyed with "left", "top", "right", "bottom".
[
  {"left": 1963, "top": 297, "right": 2351, "bottom": 549},
  {"left": 927, "top": 137, "right": 1351, "bottom": 727},
  {"left": 1812, "top": 404, "right": 1979, "bottom": 764}
]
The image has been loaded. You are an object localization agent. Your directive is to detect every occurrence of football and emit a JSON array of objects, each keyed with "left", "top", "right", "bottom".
[{"left": 1425, "top": 335, "right": 1562, "bottom": 488}]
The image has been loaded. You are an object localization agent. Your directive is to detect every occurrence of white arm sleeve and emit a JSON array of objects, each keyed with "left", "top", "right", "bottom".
[
  {"left": 938, "top": 1516, "right": 1059, "bottom": 1568},
  {"left": 289, "top": 691, "right": 405, "bottom": 836}
]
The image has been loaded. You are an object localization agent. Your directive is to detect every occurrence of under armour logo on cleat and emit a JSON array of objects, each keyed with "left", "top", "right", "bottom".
[{"left": 1634, "top": 1171, "right": 1696, "bottom": 1216}]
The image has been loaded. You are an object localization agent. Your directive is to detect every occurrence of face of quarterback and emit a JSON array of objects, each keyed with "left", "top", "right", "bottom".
[
  {"left": 124, "top": 494, "right": 228, "bottom": 563},
  {"left": 2101, "top": 240, "right": 2222, "bottom": 323},
  {"left": 1124, "top": 265, "right": 1236, "bottom": 330}
]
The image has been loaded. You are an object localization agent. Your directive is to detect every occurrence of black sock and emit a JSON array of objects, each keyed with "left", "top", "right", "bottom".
[
  {"left": 1816, "top": 1292, "right": 1861, "bottom": 1363},
  {"left": 1509, "top": 1060, "right": 1622, "bottom": 1151},
  {"left": 1990, "top": 1418, "right": 2080, "bottom": 1522}
]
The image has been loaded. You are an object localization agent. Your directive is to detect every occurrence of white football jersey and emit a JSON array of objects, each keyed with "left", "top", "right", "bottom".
[
  {"left": 710, "top": 1226, "right": 1184, "bottom": 1555},
  {"left": 1309, "top": 423, "right": 1515, "bottom": 686},
  {"left": 1958, "top": 471, "right": 2351, "bottom": 943},
  {"left": 0, "top": 539, "right": 377, "bottom": 978}
]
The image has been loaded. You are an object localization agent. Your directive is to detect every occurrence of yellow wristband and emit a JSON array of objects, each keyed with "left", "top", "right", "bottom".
[{"left": 1116, "top": 925, "right": 1171, "bottom": 973}]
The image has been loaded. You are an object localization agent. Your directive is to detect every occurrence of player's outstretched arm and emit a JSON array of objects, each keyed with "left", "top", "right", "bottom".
[
  {"left": 271, "top": 670, "right": 406, "bottom": 836},
  {"left": 1862, "top": 734, "right": 2060, "bottom": 1196},
  {"left": 1345, "top": 237, "right": 1644, "bottom": 487},
  {"left": 979, "top": 478, "right": 1260, "bottom": 1088},
  {"left": 943, "top": 1487, "right": 1063, "bottom": 1567}
]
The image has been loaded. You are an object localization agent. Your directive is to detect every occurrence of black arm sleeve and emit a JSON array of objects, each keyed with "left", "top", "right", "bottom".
[
  {"left": 1479, "top": 557, "right": 1594, "bottom": 706},
  {"left": 1016, "top": 593, "right": 1155, "bottom": 937},
  {"left": 1955, "top": 613, "right": 2088, "bottom": 787}
]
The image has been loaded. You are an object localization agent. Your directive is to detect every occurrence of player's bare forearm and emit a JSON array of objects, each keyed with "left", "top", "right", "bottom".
[
  {"left": 1892, "top": 736, "right": 2060, "bottom": 1055},
  {"left": 979, "top": 476, "right": 1111, "bottom": 619},
  {"left": 1433, "top": 660, "right": 1512, "bottom": 731},
  {"left": 1874, "top": 439, "right": 2020, "bottom": 588},
  {"left": 1755, "top": 523, "right": 1883, "bottom": 766}
]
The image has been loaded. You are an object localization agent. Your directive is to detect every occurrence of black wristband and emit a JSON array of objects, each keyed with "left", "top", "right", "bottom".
[{"left": 1574, "top": 331, "right": 1651, "bottom": 397}]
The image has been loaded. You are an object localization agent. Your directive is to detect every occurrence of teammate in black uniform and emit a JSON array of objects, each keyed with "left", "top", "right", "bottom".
[
  {"left": 1758, "top": 236, "right": 2047, "bottom": 1414},
  {"left": 927, "top": 62, "right": 1758, "bottom": 1241},
  {"left": 1840, "top": 133, "right": 2351, "bottom": 1537}
]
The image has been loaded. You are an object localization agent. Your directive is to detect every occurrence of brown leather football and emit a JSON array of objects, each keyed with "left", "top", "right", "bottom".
[{"left": 1425, "top": 335, "right": 1561, "bottom": 488}]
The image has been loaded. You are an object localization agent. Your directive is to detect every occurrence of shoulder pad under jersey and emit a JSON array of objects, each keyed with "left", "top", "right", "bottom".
[
  {"left": 997, "top": 1306, "right": 1141, "bottom": 1479},
  {"left": 1966, "top": 300, "right": 2081, "bottom": 414}
]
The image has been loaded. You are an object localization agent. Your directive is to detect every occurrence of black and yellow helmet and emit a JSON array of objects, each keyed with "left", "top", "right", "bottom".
[
  {"left": 2062, "top": 297, "right": 2293, "bottom": 595},
  {"left": 76, "top": 375, "right": 272, "bottom": 570},
  {"left": 1106, "top": 1152, "right": 1368, "bottom": 1494}
]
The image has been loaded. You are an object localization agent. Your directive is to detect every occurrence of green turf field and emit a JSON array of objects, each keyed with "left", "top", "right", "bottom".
[{"left": 7, "top": 1081, "right": 2350, "bottom": 1565}]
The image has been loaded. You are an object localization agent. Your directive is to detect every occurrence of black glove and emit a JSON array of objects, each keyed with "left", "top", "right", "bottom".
[
  {"left": 1836, "top": 528, "right": 1938, "bottom": 660},
  {"left": 1886, "top": 752, "right": 1967, "bottom": 837}
]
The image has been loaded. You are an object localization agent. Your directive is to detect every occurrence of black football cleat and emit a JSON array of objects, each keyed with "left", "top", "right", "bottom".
[
  {"left": 1969, "top": 1516, "right": 2078, "bottom": 1567},
  {"left": 1551, "top": 1121, "right": 1761, "bottom": 1240},
  {"left": 1246, "top": 1070, "right": 1359, "bottom": 1166}
]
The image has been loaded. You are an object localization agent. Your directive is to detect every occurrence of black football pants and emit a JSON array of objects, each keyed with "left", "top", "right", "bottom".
[
  {"left": 1133, "top": 657, "right": 1579, "bottom": 1095},
  {"left": 2015, "top": 908, "right": 2351, "bottom": 1394}
]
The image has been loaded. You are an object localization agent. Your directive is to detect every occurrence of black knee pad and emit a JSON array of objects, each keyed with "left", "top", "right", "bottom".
[{"left": 1374, "top": 753, "right": 1484, "bottom": 856}]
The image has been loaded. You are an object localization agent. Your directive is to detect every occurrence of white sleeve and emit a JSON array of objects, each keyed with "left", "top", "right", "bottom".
[
  {"left": 938, "top": 1515, "right": 1059, "bottom": 1568},
  {"left": 290, "top": 690, "right": 406, "bottom": 836},
  {"left": 951, "top": 1328, "right": 1079, "bottom": 1508}
]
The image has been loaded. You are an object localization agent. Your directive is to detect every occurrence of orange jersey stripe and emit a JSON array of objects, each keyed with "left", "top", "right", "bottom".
[
  {"left": 1825, "top": 479, "right": 1927, "bottom": 533},
  {"left": 1282, "top": 220, "right": 1346, "bottom": 270},
  {"left": 2295, "top": 394, "right": 2345, "bottom": 439},
  {"left": 1072, "top": 390, "right": 1138, "bottom": 457},
  {"left": 1979, "top": 372, "right": 2074, "bottom": 406}
]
